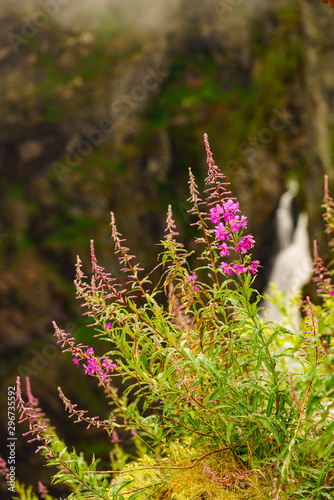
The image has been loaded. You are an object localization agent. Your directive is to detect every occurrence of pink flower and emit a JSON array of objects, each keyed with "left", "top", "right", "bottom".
[
  {"left": 233, "top": 263, "right": 247, "bottom": 274},
  {"left": 221, "top": 262, "right": 233, "bottom": 275},
  {"left": 220, "top": 242, "right": 230, "bottom": 257},
  {"left": 210, "top": 205, "right": 222, "bottom": 224},
  {"left": 215, "top": 223, "right": 230, "bottom": 242},
  {"left": 110, "top": 429, "right": 122, "bottom": 444},
  {"left": 212, "top": 197, "right": 259, "bottom": 277},
  {"left": 187, "top": 273, "right": 198, "bottom": 293},
  {"left": 239, "top": 215, "right": 247, "bottom": 228},
  {"left": 229, "top": 215, "right": 247, "bottom": 233},
  {"left": 249, "top": 260, "right": 260, "bottom": 275},
  {"left": 105, "top": 322, "right": 112, "bottom": 329},
  {"left": 72, "top": 357, "right": 79, "bottom": 366},
  {"left": 86, "top": 347, "right": 94, "bottom": 356},
  {"left": 236, "top": 234, "right": 255, "bottom": 254},
  {"left": 83, "top": 358, "right": 98, "bottom": 375},
  {"left": 223, "top": 199, "right": 239, "bottom": 214},
  {"left": 37, "top": 481, "right": 49, "bottom": 499},
  {"left": 102, "top": 357, "right": 117, "bottom": 372}
]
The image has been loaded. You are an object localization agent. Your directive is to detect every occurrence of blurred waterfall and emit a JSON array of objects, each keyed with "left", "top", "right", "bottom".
[{"left": 264, "top": 181, "right": 313, "bottom": 329}]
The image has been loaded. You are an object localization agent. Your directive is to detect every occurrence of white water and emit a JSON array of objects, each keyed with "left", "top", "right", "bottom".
[{"left": 264, "top": 181, "right": 313, "bottom": 330}]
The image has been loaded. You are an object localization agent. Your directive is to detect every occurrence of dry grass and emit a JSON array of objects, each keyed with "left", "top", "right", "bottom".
[{"left": 118, "top": 441, "right": 273, "bottom": 500}]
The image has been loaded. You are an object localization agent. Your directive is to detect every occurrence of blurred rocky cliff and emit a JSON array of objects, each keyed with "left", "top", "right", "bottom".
[{"left": 0, "top": 0, "right": 334, "bottom": 494}]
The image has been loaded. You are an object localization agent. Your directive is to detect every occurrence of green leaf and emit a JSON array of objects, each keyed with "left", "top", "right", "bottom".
[
  {"left": 58, "top": 447, "right": 68, "bottom": 460},
  {"left": 266, "top": 393, "right": 275, "bottom": 418},
  {"left": 225, "top": 421, "right": 234, "bottom": 443},
  {"left": 306, "top": 396, "right": 322, "bottom": 416},
  {"left": 252, "top": 392, "right": 260, "bottom": 412}
]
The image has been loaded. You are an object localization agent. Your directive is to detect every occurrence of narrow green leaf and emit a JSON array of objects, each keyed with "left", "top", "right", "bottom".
[{"left": 266, "top": 393, "right": 275, "bottom": 417}]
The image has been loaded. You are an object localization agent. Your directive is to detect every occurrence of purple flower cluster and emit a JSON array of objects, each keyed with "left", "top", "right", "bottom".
[
  {"left": 210, "top": 201, "right": 259, "bottom": 276},
  {"left": 312, "top": 240, "right": 333, "bottom": 296},
  {"left": 72, "top": 347, "right": 117, "bottom": 381},
  {"left": 186, "top": 272, "right": 198, "bottom": 292}
]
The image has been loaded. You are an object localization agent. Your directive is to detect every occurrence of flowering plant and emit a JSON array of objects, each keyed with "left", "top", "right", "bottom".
[{"left": 1, "top": 135, "right": 333, "bottom": 499}]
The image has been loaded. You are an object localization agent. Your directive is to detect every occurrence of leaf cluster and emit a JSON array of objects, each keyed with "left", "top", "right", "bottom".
[{"left": 2, "top": 138, "right": 333, "bottom": 500}]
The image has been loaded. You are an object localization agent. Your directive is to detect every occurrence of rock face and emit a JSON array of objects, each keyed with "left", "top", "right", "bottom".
[
  {"left": 1, "top": 0, "right": 334, "bottom": 495},
  {"left": 299, "top": 0, "right": 334, "bottom": 251}
]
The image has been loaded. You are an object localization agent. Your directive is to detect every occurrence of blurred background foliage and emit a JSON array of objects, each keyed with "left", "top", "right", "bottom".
[{"left": 0, "top": 0, "right": 334, "bottom": 497}]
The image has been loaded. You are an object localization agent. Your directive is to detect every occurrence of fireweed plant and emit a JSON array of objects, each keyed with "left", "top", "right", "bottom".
[{"left": 1, "top": 135, "right": 334, "bottom": 499}]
